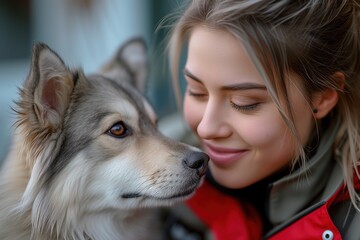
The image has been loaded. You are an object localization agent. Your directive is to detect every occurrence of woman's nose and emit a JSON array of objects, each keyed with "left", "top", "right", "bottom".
[{"left": 196, "top": 103, "right": 231, "bottom": 139}]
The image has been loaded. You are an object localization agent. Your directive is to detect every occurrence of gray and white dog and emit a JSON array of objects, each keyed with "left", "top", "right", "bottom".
[{"left": 0, "top": 39, "right": 208, "bottom": 240}]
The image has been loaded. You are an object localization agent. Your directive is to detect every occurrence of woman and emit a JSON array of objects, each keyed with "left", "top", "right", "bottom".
[{"left": 163, "top": 0, "right": 360, "bottom": 239}]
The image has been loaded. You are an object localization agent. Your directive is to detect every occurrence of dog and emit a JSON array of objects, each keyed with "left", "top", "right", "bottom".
[{"left": 0, "top": 39, "right": 208, "bottom": 240}]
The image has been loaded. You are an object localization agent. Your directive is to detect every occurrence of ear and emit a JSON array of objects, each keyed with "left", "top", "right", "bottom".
[
  {"left": 24, "top": 43, "right": 75, "bottom": 130},
  {"left": 312, "top": 72, "right": 344, "bottom": 119},
  {"left": 100, "top": 38, "right": 148, "bottom": 93},
  {"left": 118, "top": 38, "right": 148, "bottom": 92}
]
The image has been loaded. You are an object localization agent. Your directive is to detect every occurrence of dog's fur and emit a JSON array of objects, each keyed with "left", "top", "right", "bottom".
[{"left": 0, "top": 39, "right": 208, "bottom": 240}]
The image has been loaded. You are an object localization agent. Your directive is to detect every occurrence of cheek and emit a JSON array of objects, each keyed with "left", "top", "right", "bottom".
[
  {"left": 236, "top": 103, "right": 288, "bottom": 145},
  {"left": 237, "top": 113, "right": 290, "bottom": 149},
  {"left": 238, "top": 105, "right": 314, "bottom": 155},
  {"left": 183, "top": 95, "right": 202, "bottom": 132}
]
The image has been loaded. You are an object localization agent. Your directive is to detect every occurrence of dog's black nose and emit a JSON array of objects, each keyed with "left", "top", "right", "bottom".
[{"left": 183, "top": 151, "right": 209, "bottom": 177}]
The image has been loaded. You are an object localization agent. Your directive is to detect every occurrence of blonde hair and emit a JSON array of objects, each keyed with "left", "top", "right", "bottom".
[{"left": 168, "top": 0, "right": 360, "bottom": 209}]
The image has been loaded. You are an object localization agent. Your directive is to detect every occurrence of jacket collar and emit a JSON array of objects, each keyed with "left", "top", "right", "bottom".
[{"left": 267, "top": 118, "right": 342, "bottom": 225}]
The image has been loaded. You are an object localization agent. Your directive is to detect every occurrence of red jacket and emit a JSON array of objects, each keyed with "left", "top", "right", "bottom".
[
  {"left": 186, "top": 169, "right": 360, "bottom": 240},
  {"left": 267, "top": 170, "right": 360, "bottom": 240},
  {"left": 187, "top": 180, "right": 263, "bottom": 240}
]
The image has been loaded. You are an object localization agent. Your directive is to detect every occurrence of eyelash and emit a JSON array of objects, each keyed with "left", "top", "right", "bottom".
[
  {"left": 187, "top": 90, "right": 207, "bottom": 98},
  {"left": 188, "top": 89, "right": 260, "bottom": 112},
  {"left": 230, "top": 102, "right": 260, "bottom": 112}
]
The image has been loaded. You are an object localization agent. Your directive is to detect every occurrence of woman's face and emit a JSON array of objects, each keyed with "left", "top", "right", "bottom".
[{"left": 183, "top": 26, "right": 315, "bottom": 188}]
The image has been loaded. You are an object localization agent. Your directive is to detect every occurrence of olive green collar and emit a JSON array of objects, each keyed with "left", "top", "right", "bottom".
[{"left": 267, "top": 118, "right": 343, "bottom": 225}]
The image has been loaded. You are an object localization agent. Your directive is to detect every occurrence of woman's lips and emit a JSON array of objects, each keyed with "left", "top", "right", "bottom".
[{"left": 203, "top": 143, "right": 248, "bottom": 166}]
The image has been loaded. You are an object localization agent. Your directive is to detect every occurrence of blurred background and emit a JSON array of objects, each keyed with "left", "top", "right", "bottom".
[{"left": 0, "top": 0, "right": 191, "bottom": 162}]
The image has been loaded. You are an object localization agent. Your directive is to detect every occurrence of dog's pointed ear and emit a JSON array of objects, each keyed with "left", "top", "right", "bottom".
[
  {"left": 23, "top": 43, "right": 75, "bottom": 130},
  {"left": 100, "top": 38, "right": 148, "bottom": 93},
  {"left": 119, "top": 38, "right": 148, "bottom": 92}
]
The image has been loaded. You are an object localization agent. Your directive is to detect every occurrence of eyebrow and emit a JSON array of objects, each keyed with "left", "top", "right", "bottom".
[{"left": 183, "top": 68, "right": 267, "bottom": 91}]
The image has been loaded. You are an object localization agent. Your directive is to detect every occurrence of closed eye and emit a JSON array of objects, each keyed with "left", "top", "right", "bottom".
[
  {"left": 186, "top": 86, "right": 208, "bottom": 100},
  {"left": 230, "top": 102, "right": 260, "bottom": 112},
  {"left": 188, "top": 90, "right": 207, "bottom": 98},
  {"left": 106, "top": 121, "right": 131, "bottom": 138}
]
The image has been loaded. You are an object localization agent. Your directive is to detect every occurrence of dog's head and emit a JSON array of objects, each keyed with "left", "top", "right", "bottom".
[{"left": 14, "top": 39, "right": 208, "bottom": 232}]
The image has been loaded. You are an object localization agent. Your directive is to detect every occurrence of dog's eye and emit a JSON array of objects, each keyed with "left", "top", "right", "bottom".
[{"left": 107, "top": 121, "right": 130, "bottom": 138}]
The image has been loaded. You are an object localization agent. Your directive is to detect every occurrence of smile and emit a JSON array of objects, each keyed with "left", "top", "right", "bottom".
[{"left": 204, "top": 144, "right": 248, "bottom": 166}]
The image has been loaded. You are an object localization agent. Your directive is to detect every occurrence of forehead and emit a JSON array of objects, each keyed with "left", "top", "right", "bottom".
[
  {"left": 186, "top": 26, "right": 264, "bottom": 86},
  {"left": 186, "top": 26, "right": 310, "bottom": 112}
]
